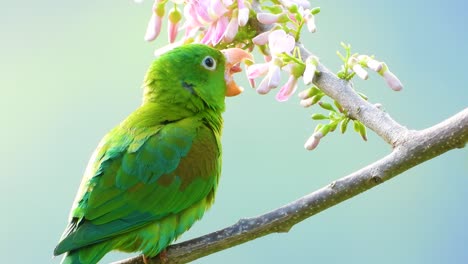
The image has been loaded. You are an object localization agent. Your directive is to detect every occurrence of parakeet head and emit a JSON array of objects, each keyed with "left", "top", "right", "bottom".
[{"left": 143, "top": 44, "right": 252, "bottom": 112}]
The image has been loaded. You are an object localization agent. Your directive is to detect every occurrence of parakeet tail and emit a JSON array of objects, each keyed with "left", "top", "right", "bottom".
[{"left": 60, "top": 243, "right": 111, "bottom": 264}]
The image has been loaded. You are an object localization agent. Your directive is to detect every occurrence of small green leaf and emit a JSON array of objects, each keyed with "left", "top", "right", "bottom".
[
  {"left": 329, "top": 121, "right": 339, "bottom": 132},
  {"left": 310, "top": 94, "right": 324, "bottom": 106},
  {"left": 311, "top": 113, "right": 329, "bottom": 120},
  {"left": 334, "top": 100, "right": 344, "bottom": 113},
  {"left": 357, "top": 92, "right": 368, "bottom": 100},
  {"left": 314, "top": 123, "right": 324, "bottom": 133},
  {"left": 336, "top": 51, "right": 346, "bottom": 63},
  {"left": 319, "top": 124, "right": 331, "bottom": 137},
  {"left": 311, "top": 7, "right": 321, "bottom": 15},
  {"left": 353, "top": 120, "right": 368, "bottom": 141},
  {"left": 264, "top": 5, "right": 283, "bottom": 14},
  {"left": 359, "top": 124, "right": 368, "bottom": 141},
  {"left": 340, "top": 118, "right": 350, "bottom": 134},
  {"left": 319, "top": 102, "right": 336, "bottom": 112}
]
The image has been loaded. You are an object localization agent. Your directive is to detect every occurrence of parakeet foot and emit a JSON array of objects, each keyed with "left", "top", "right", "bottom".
[
  {"left": 159, "top": 249, "right": 168, "bottom": 264},
  {"left": 143, "top": 255, "right": 150, "bottom": 264}
]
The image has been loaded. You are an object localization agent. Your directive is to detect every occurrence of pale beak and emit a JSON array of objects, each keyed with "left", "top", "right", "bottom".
[{"left": 222, "top": 48, "right": 254, "bottom": 97}]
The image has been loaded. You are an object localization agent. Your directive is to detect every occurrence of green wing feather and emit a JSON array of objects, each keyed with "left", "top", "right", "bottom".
[{"left": 54, "top": 103, "right": 221, "bottom": 255}]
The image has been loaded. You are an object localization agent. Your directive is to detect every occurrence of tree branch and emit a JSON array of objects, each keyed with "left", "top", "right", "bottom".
[
  {"left": 299, "top": 43, "right": 409, "bottom": 146},
  {"left": 113, "top": 2, "right": 467, "bottom": 263},
  {"left": 114, "top": 108, "right": 467, "bottom": 264}
]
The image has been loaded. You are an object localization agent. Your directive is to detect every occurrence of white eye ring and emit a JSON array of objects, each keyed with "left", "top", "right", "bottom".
[{"left": 201, "top": 56, "right": 216, "bottom": 71}]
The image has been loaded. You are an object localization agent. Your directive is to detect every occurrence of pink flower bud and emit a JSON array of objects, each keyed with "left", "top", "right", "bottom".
[
  {"left": 366, "top": 59, "right": 383, "bottom": 72},
  {"left": 298, "top": 88, "right": 311, "bottom": 99},
  {"left": 352, "top": 64, "right": 369, "bottom": 80},
  {"left": 303, "top": 57, "right": 318, "bottom": 85},
  {"left": 300, "top": 97, "right": 314, "bottom": 107},
  {"left": 382, "top": 70, "right": 403, "bottom": 91},
  {"left": 304, "top": 132, "right": 323, "bottom": 150},
  {"left": 257, "top": 13, "right": 281, "bottom": 24},
  {"left": 168, "top": 21, "right": 179, "bottom": 43},
  {"left": 145, "top": 13, "right": 163, "bottom": 41},
  {"left": 304, "top": 13, "right": 316, "bottom": 33}
]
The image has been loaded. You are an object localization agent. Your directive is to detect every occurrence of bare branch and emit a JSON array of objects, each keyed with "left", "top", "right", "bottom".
[
  {"left": 112, "top": 2, "right": 467, "bottom": 263},
  {"left": 113, "top": 108, "right": 468, "bottom": 264}
]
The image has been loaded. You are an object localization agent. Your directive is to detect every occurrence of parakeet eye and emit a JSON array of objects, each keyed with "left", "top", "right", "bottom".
[{"left": 201, "top": 56, "right": 216, "bottom": 71}]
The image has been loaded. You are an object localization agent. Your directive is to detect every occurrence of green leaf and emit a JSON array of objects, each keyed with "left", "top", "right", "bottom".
[
  {"left": 359, "top": 123, "right": 368, "bottom": 141},
  {"left": 311, "top": 113, "right": 329, "bottom": 120},
  {"left": 340, "top": 118, "right": 350, "bottom": 134},
  {"left": 336, "top": 51, "right": 346, "bottom": 63},
  {"left": 319, "top": 102, "right": 336, "bottom": 112},
  {"left": 353, "top": 120, "right": 368, "bottom": 141},
  {"left": 334, "top": 100, "right": 344, "bottom": 113},
  {"left": 314, "top": 123, "right": 324, "bottom": 133},
  {"left": 319, "top": 124, "right": 331, "bottom": 137},
  {"left": 311, "top": 7, "right": 321, "bottom": 15},
  {"left": 329, "top": 121, "right": 339, "bottom": 132}
]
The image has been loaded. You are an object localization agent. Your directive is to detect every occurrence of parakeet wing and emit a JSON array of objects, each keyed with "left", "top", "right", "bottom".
[{"left": 54, "top": 115, "right": 220, "bottom": 255}]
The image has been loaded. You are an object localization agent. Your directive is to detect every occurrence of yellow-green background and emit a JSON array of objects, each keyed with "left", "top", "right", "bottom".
[{"left": 1, "top": 0, "right": 467, "bottom": 263}]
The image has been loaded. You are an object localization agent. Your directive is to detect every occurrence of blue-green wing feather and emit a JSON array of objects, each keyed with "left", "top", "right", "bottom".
[{"left": 54, "top": 114, "right": 220, "bottom": 255}]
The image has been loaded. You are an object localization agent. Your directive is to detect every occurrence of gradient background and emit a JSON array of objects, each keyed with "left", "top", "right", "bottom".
[{"left": 1, "top": 0, "right": 467, "bottom": 263}]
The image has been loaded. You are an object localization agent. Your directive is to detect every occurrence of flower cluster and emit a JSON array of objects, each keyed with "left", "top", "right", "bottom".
[
  {"left": 336, "top": 43, "right": 403, "bottom": 91},
  {"left": 141, "top": 0, "right": 251, "bottom": 47},
  {"left": 246, "top": 3, "right": 321, "bottom": 101},
  {"left": 136, "top": 0, "right": 405, "bottom": 152}
]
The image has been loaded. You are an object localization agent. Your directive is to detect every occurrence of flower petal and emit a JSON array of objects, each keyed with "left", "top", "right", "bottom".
[{"left": 276, "top": 76, "right": 298, "bottom": 102}]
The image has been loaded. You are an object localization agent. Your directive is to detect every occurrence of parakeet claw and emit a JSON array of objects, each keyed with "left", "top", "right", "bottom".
[
  {"left": 222, "top": 48, "right": 253, "bottom": 97},
  {"left": 159, "top": 249, "right": 169, "bottom": 264},
  {"left": 143, "top": 255, "right": 150, "bottom": 264}
]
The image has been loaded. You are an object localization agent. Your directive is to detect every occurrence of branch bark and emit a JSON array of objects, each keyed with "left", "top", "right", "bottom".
[
  {"left": 113, "top": 3, "right": 467, "bottom": 263},
  {"left": 114, "top": 108, "right": 467, "bottom": 264}
]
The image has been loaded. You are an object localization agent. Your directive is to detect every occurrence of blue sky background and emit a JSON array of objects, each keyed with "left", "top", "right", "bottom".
[{"left": 1, "top": 0, "right": 467, "bottom": 263}]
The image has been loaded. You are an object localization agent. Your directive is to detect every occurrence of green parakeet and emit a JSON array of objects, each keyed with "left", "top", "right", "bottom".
[{"left": 54, "top": 44, "right": 251, "bottom": 264}]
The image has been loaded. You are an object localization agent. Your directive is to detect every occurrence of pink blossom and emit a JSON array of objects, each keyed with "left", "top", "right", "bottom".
[
  {"left": 237, "top": 0, "right": 249, "bottom": 26},
  {"left": 252, "top": 31, "right": 271, "bottom": 45},
  {"left": 280, "top": 0, "right": 311, "bottom": 9},
  {"left": 224, "top": 15, "right": 239, "bottom": 42},
  {"left": 256, "top": 77, "right": 271, "bottom": 94},
  {"left": 276, "top": 75, "right": 298, "bottom": 102},
  {"left": 268, "top": 30, "right": 295, "bottom": 56},
  {"left": 267, "top": 63, "right": 281, "bottom": 88},
  {"left": 247, "top": 63, "right": 269, "bottom": 79}
]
